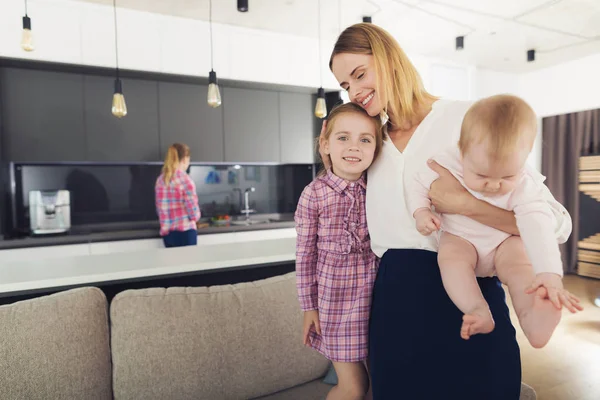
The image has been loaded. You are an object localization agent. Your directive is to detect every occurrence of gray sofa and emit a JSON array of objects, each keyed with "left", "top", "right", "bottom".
[{"left": 0, "top": 272, "right": 537, "bottom": 399}]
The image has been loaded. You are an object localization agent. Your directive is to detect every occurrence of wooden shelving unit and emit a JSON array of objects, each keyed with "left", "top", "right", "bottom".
[{"left": 577, "top": 155, "right": 600, "bottom": 279}]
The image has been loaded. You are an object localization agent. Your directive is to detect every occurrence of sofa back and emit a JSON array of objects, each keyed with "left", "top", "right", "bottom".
[
  {"left": 110, "top": 272, "right": 329, "bottom": 400},
  {"left": 0, "top": 287, "right": 113, "bottom": 400}
]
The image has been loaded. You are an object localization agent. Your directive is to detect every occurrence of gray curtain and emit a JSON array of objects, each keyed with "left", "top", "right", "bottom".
[{"left": 542, "top": 109, "right": 600, "bottom": 273}]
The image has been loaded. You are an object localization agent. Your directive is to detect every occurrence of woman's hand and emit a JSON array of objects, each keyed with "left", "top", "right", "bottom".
[
  {"left": 427, "top": 160, "right": 475, "bottom": 215},
  {"left": 302, "top": 310, "right": 321, "bottom": 346},
  {"left": 318, "top": 120, "right": 332, "bottom": 170}
]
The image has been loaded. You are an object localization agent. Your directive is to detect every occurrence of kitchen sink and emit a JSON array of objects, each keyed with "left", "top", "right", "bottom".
[
  {"left": 230, "top": 219, "right": 271, "bottom": 226},
  {"left": 228, "top": 215, "right": 295, "bottom": 226}
]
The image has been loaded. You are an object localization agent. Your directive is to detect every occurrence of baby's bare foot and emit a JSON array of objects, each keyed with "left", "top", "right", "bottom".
[
  {"left": 519, "top": 287, "right": 561, "bottom": 349},
  {"left": 461, "top": 306, "right": 495, "bottom": 340}
]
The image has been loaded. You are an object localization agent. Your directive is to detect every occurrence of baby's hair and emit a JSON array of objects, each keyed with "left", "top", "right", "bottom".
[
  {"left": 459, "top": 94, "right": 537, "bottom": 161},
  {"left": 316, "top": 102, "right": 384, "bottom": 175}
]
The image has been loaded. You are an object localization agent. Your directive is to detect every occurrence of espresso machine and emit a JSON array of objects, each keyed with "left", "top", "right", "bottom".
[{"left": 29, "top": 190, "right": 71, "bottom": 234}]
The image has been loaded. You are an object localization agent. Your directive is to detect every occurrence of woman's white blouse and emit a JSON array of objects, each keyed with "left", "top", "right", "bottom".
[{"left": 366, "top": 99, "right": 572, "bottom": 258}]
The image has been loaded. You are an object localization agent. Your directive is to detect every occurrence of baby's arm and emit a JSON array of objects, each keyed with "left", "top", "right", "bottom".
[
  {"left": 512, "top": 178, "right": 582, "bottom": 312},
  {"left": 294, "top": 185, "right": 319, "bottom": 312},
  {"left": 524, "top": 164, "right": 572, "bottom": 244},
  {"left": 406, "top": 164, "right": 441, "bottom": 236}
]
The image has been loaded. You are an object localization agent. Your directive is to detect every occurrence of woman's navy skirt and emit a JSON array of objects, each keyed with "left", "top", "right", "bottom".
[{"left": 369, "top": 249, "right": 521, "bottom": 399}]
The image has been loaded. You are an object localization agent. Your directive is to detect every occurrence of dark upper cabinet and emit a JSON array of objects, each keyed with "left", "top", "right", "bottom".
[
  {"left": 0, "top": 68, "right": 86, "bottom": 162},
  {"left": 223, "top": 87, "right": 280, "bottom": 163},
  {"left": 0, "top": 65, "right": 317, "bottom": 165},
  {"left": 84, "top": 76, "right": 160, "bottom": 162},
  {"left": 158, "top": 82, "right": 224, "bottom": 162},
  {"left": 279, "top": 92, "right": 315, "bottom": 164}
]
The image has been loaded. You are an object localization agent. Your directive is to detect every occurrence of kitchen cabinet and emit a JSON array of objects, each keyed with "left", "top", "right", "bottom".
[
  {"left": 223, "top": 87, "right": 280, "bottom": 163},
  {"left": 0, "top": 68, "right": 86, "bottom": 162},
  {"left": 158, "top": 81, "right": 224, "bottom": 162},
  {"left": 279, "top": 92, "right": 315, "bottom": 164},
  {"left": 84, "top": 76, "right": 160, "bottom": 161}
]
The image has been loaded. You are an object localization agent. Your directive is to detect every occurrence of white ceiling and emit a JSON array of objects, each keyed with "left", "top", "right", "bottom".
[{"left": 73, "top": 0, "right": 600, "bottom": 72}]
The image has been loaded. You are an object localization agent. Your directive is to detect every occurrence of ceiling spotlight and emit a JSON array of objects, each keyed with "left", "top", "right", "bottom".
[
  {"left": 527, "top": 49, "right": 535, "bottom": 62},
  {"left": 455, "top": 36, "right": 464, "bottom": 50},
  {"left": 362, "top": 16, "right": 372, "bottom": 23},
  {"left": 238, "top": 0, "right": 248, "bottom": 12}
]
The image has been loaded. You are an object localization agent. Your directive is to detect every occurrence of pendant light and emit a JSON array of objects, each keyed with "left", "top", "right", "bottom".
[
  {"left": 314, "top": 0, "right": 327, "bottom": 119},
  {"left": 111, "top": 0, "right": 127, "bottom": 118},
  {"left": 21, "top": 0, "right": 34, "bottom": 51},
  {"left": 237, "top": 0, "right": 249, "bottom": 12},
  {"left": 207, "top": 0, "right": 222, "bottom": 108}
]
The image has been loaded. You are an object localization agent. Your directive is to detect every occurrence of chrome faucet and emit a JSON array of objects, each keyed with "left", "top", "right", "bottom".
[
  {"left": 232, "top": 188, "right": 243, "bottom": 213},
  {"left": 241, "top": 187, "right": 256, "bottom": 220}
]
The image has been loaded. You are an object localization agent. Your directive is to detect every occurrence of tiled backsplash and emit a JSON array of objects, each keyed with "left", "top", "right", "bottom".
[{"left": 9, "top": 163, "right": 314, "bottom": 235}]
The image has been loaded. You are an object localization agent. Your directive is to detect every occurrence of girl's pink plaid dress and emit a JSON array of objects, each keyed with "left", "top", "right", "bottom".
[{"left": 295, "top": 170, "right": 378, "bottom": 362}]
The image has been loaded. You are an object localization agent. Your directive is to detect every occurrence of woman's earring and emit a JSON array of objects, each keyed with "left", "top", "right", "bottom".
[{"left": 380, "top": 109, "right": 389, "bottom": 125}]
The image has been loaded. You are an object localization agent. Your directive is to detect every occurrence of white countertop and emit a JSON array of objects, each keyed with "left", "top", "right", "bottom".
[{"left": 0, "top": 237, "right": 296, "bottom": 297}]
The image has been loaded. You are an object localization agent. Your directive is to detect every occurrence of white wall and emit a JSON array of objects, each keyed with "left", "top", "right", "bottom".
[
  {"left": 0, "top": 0, "right": 339, "bottom": 90},
  {"left": 516, "top": 53, "right": 600, "bottom": 171},
  {"left": 0, "top": 0, "right": 512, "bottom": 99},
  {"left": 472, "top": 68, "right": 521, "bottom": 100},
  {"left": 519, "top": 52, "right": 600, "bottom": 118}
]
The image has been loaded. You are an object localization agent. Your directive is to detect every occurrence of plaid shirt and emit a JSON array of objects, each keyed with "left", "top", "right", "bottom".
[
  {"left": 155, "top": 169, "right": 201, "bottom": 236},
  {"left": 294, "top": 169, "right": 378, "bottom": 362}
]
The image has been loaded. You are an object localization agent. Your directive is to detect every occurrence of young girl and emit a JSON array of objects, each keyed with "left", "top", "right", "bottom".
[
  {"left": 295, "top": 103, "right": 383, "bottom": 400},
  {"left": 407, "top": 95, "right": 583, "bottom": 348},
  {"left": 155, "top": 143, "right": 201, "bottom": 248}
]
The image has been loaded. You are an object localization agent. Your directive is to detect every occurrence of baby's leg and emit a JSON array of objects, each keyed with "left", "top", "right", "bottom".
[
  {"left": 495, "top": 236, "right": 561, "bottom": 349},
  {"left": 327, "top": 361, "right": 369, "bottom": 400},
  {"left": 438, "top": 232, "right": 495, "bottom": 340}
]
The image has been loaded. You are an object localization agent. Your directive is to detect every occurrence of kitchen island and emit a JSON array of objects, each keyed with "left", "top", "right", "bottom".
[
  {"left": 0, "top": 236, "right": 297, "bottom": 305},
  {"left": 0, "top": 214, "right": 296, "bottom": 250}
]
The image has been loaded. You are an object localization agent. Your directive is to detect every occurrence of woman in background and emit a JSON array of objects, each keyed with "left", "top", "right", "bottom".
[{"left": 155, "top": 143, "right": 201, "bottom": 248}]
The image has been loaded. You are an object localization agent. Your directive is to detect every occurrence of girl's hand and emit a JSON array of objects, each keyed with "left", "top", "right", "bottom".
[
  {"left": 526, "top": 273, "right": 584, "bottom": 313},
  {"left": 414, "top": 208, "right": 441, "bottom": 236},
  {"left": 303, "top": 310, "right": 321, "bottom": 346},
  {"left": 427, "top": 160, "right": 475, "bottom": 215},
  {"left": 318, "top": 120, "right": 332, "bottom": 170}
]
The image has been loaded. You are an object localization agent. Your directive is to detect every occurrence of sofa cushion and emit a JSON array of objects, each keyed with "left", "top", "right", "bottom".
[
  {"left": 110, "top": 272, "right": 330, "bottom": 400},
  {"left": 0, "top": 287, "right": 112, "bottom": 400},
  {"left": 252, "top": 378, "right": 331, "bottom": 399},
  {"left": 253, "top": 379, "right": 537, "bottom": 400}
]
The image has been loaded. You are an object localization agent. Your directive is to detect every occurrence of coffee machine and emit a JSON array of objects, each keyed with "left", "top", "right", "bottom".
[{"left": 29, "top": 190, "right": 71, "bottom": 234}]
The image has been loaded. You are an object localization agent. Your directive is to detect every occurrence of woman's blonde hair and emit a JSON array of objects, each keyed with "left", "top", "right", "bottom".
[
  {"left": 459, "top": 94, "right": 537, "bottom": 161},
  {"left": 317, "top": 102, "right": 383, "bottom": 175},
  {"left": 162, "top": 143, "right": 190, "bottom": 185},
  {"left": 329, "top": 23, "right": 437, "bottom": 130}
]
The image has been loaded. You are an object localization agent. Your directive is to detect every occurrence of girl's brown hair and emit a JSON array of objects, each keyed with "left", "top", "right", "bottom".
[
  {"left": 318, "top": 102, "right": 383, "bottom": 174},
  {"left": 329, "top": 23, "right": 437, "bottom": 130},
  {"left": 162, "top": 143, "right": 190, "bottom": 185}
]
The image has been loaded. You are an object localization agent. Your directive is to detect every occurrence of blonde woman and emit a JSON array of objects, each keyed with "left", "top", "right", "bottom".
[
  {"left": 155, "top": 143, "right": 201, "bottom": 247},
  {"left": 325, "top": 23, "right": 572, "bottom": 399}
]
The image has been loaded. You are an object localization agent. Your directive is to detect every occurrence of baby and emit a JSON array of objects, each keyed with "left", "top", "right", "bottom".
[{"left": 407, "top": 94, "right": 582, "bottom": 348}]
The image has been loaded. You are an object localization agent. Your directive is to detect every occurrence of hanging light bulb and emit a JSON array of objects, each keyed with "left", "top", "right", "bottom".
[
  {"left": 207, "top": 0, "right": 221, "bottom": 108},
  {"left": 315, "top": 88, "right": 327, "bottom": 118},
  {"left": 111, "top": 0, "right": 127, "bottom": 117},
  {"left": 112, "top": 78, "right": 127, "bottom": 118},
  {"left": 207, "top": 70, "right": 221, "bottom": 108},
  {"left": 314, "top": 0, "right": 326, "bottom": 119},
  {"left": 237, "top": 0, "right": 248, "bottom": 12},
  {"left": 21, "top": 0, "right": 34, "bottom": 51}
]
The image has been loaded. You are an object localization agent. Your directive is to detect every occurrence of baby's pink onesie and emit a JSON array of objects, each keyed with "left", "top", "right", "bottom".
[{"left": 406, "top": 146, "right": 564, "bottom": 277}]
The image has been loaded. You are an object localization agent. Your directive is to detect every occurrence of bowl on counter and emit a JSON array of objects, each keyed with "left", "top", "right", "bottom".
[{"left": 210, "top": 215, "right": 231, "bottom": 227}]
